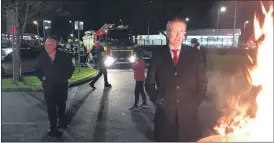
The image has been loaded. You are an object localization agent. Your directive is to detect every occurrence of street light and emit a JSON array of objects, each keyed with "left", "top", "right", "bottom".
[
  {"left": 147, "top": 0, "right": 152, "bottom": 41},
  {"left": 69, "top": 20, "right": 73, "bottom": 40},
  {"left": 185, "top": 17, "right": 189, "bottom": 22},
  {"left": 33, "top": 20, "right": 40, "bottom": 41},
  {"left": 220, "top": 6, "right": 226, "bottom": 12},
  {"left": 33, "top": 20, "right": 38, "bottom": 25},
  {"left": 217, "top": 6, "right": 226, "bottom": 29},
  {"left": 232, "top": 0, "right": 238, "bottom": 48},
  {"left": 244, "top": 20, "right": 249, "bottom": 32}
]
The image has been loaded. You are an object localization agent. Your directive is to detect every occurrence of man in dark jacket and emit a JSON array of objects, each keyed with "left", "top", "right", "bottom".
[
  {"left": 145, "top": 17, "right": 208, "bottom": 141},
  {"left": 88, "top": 41, "right": 111, "bottom": 89},
  {"left": 191, "top": 38, "right": 207, "bottom": 67},
  {"left": 35, "top": 39, "right": 74, "bottom": 137}
]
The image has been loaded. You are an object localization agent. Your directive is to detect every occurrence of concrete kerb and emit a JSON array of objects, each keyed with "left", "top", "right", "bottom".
[{"left": 1, "top": 71, "right": 98, "bottom": 92}]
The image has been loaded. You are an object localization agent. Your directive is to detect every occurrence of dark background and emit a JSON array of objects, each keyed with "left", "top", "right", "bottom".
[{"left": 1, "top": 0, "right": 271, "bottom": 40}]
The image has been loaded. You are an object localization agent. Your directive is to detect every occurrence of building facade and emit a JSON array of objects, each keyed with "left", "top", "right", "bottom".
[{"left": 135, "top": 29, "right": 241, "bottom": 48}]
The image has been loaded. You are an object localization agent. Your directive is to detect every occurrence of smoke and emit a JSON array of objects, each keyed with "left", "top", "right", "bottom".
[
  {"left": 199, "top": 68, "right": 255, "bottom": 137},
  {"left": 207, "top": 69, "right": 251, "bottom": 110}
]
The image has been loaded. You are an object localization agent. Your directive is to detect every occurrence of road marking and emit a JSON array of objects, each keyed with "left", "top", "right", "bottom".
[
  {"left": 66, "top": 86, "right": 79, "bottom": 108},
  {"left": 108, "top": 69, "right": 132, "bottom": 72},
  {"left": 2, "top": 122, "right": 48, "bottom": 125},
  {"left": 68, "top": 86, "right": 78, "bottom": 96}
]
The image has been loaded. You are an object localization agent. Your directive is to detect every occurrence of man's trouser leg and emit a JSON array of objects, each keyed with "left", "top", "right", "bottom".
[
  {"left": 134, "top": 81, "right": 141, "bottom": 106},
  {"left": 139, "top": 81, "right": 147, "bottom": 104},
  {"left": 43, "top": 84, "right": 58, "bottom": 130},
  {"left": 91, "top": 69, "right": 103, "bottom": 84},
  {"left": 56, "top": 83, "right": 68, "bottom": 125},
  {"left": 102, "top": 67, "right": 109, "bottom": 85}
]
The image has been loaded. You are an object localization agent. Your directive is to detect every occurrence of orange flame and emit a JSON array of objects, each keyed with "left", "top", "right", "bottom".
[{"left": 213, "top": 3, "right": 273, "bottom": 141}]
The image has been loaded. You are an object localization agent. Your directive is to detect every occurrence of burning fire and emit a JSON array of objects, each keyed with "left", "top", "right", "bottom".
[{"left": 212, "top": 3, "right": 273, "bottom": 141}]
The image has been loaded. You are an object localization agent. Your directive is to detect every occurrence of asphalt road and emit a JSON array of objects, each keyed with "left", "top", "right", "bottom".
[{"left": 1, "top": 69, "right": 232, "bottom": 142}]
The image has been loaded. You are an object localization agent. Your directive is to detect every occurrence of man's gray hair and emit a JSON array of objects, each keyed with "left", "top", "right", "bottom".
[
  {"left": 45, "top": 38, "right": 57, "bottom": 45},
  {"left": 166, "top": 17, "right": 187, "bottom": 35}
]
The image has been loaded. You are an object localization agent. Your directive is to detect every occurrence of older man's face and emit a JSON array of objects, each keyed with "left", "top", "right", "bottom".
[
  {"left": 168, "top": 21, "right": 186, "bottom": 48},
  {"left": 44, "top": 39, "right": 56, "bottom": 54}
]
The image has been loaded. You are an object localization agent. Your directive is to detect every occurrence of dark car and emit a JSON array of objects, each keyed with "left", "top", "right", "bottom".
[{"left": 1, "top": 44, "right": 42, "bottom": 77}]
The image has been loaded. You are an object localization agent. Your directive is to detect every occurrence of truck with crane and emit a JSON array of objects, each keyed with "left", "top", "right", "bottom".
[{"left": 93, "top": 23, "right": 136, "bottom": 67}]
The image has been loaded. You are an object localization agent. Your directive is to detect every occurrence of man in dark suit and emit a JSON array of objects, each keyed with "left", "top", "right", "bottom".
[
  {"left": 145, "top": 17, "right": 208, "bottom": 142},
  {"left": 191, "top": 38, "right": 207, "bottom": 67},
  {"left": 35, "top": 39, "right": 75, "bottom": 137}
]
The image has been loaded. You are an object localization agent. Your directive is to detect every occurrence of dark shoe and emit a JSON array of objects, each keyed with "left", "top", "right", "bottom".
[
  {"left": 105, "top": 83, "right": 112, "bottom": 88},
  {"left": 139, "top": 103, "right": 148, "bottom": 108},
  {"left": 129, "top": 105, "right": 139, "bottom": 111},
  {"left": 57, "top": 123, "right": 67, "bottom": 129},
  {"left": 89, "top": 82, "right": 96, "bottom": 89},
  {"left": 47, "top": 128, "right": 63, "bottom": 137}
]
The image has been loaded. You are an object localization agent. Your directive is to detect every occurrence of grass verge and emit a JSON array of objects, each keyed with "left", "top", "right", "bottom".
[{"left": 1, "top": 67, "right": 97, "bottom": 89}]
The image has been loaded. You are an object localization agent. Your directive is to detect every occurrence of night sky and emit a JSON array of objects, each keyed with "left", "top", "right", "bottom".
[
  {"left": 51, "top": 0, "right": 217, "bottom": 36},
  {"left": 2, "top": 0, "right": 271, "bottom": 40}
]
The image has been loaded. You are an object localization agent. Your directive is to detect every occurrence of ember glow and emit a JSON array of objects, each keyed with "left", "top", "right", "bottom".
[{"left": 212, "top": 3, "right": 273, "bottom": 141}]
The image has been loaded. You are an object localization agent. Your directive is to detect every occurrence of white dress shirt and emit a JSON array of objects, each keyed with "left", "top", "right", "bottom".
[
  {"left": 169, "top": 45, "right": 182, "bottom": 59},
  {"left": 48, "top": 51, "right": 56, "bottom": 61}
]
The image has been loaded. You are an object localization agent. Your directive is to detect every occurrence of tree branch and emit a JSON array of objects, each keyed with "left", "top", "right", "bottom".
[{"left": 22, "top": 0, "right": 30, "bottom": 34}]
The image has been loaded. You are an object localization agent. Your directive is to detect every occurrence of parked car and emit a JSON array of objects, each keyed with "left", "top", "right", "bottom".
[{"left": 1, "top": 44, "right": 42, "bottom": 77}]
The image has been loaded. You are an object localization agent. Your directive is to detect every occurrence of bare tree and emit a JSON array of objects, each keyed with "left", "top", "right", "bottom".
[{"left": 2, "top": 0, "right": 69, "bottom": 83}]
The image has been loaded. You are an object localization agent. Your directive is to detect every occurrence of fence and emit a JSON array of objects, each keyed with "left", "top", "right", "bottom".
[
  {"left": 136, "top": 39, "right": 167, "bottom": 46},
  {"left": 136, "top": 36, "right": 240, "bottom": 48}
]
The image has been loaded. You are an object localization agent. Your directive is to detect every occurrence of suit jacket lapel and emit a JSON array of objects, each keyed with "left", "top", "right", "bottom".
[
  {"left": 162, "top": 46, "right": 175, "bottom": 68},
  {"left": 177, "top": 45, "right": 193, "bottom": 72},
  {"left": 176, "top": 45, "right": 185, "bottom": 66}
]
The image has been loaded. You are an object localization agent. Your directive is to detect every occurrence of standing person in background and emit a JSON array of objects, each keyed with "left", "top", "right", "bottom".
[
  {"left": 191, "top": 38, "right": 207, "bottom": 67},
  {"left": 129, "top": 49, "right": 148, "bottom": 111},
  {"left": 35, "top": 39, "right": 74, "bottom": 138}
]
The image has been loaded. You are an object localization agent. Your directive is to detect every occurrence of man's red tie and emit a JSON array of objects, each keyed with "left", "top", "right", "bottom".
[{"left": 171, "top": 49, "right": 179, "bottom": 65}]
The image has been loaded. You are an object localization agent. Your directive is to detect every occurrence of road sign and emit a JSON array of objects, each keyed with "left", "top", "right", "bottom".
[
  {"left": 43, "top": 20, "right": 51, "bottom": 29},
  {"left": 74, "top": 21, "right": 84, "bottom": 30},
  {"left": 43, "top": 20, "right": 51, "bottom": 38}
]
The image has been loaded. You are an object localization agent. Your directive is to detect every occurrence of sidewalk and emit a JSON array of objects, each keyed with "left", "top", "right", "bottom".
[
  {"left": 1, "top": 70, "right": 232, "bottom": 141},
  {"left": 1, "top": 70, "right": 156, "bottom": 142}
]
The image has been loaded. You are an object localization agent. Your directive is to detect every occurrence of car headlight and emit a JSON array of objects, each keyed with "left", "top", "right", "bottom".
[
  {"left": 1, "top": 48, "right": 12, "bottom": 57},
  {"left": 104, "top": 56, "right": 115, "bottom": 67},
  {"left": 129, "top": 56, "right": 136, "bottom": 63}
]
